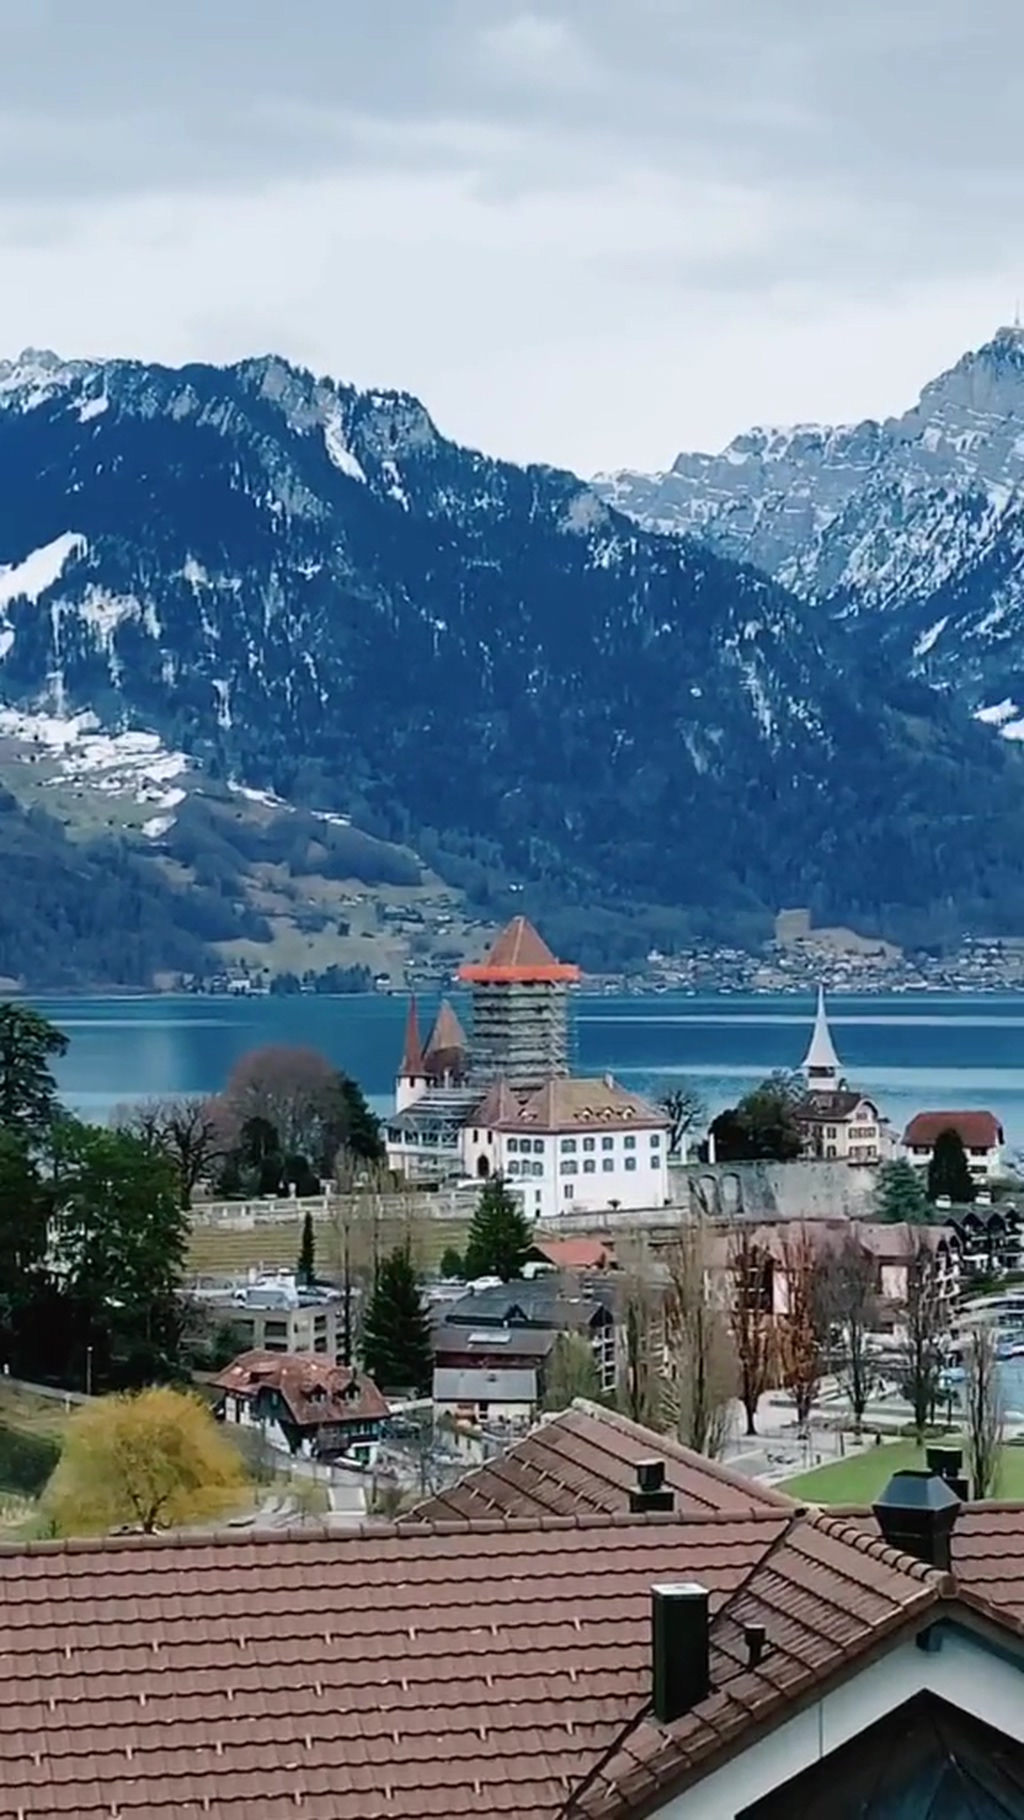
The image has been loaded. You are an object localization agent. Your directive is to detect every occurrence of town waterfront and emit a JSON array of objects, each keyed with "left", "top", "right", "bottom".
[{"left": 34, "top": 989, "right": 1024, "bottom": 1146}]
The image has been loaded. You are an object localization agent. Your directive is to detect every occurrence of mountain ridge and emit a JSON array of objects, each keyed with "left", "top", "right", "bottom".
[
  {"left": 3, "top": 343, "right": 1024, "bottom": 981},
  {"left": 593, "top": 324, "right": 1024, "bottom": 721}
]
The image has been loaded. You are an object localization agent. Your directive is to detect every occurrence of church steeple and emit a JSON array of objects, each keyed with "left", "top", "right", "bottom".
[{"left": 802, "top": 985, "right": 842, "bottom": 1089}]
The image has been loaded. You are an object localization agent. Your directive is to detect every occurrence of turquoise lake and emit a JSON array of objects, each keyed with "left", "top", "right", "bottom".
[{"left": 26, "top": 989, "right": 1024, "bottom": 1148}]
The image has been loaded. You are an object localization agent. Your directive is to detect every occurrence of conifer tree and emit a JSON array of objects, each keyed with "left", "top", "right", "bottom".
[
  {"left": 297, "top": 1208, "right": 316, "bottom": 1286},
  {"left": 361, "top": 1245, "right": 432, "bottom": 1392},
  {"left": 463, "top": 1175, "right": 532, "bottom": 1282},
  {"left": 928, "top": 1128, "right": 976, "bottom": 1205}
]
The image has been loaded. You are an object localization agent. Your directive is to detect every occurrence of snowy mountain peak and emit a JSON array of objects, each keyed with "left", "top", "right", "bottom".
[{"left": 591, "top": 323, "right": 1024, "bottom": 727}]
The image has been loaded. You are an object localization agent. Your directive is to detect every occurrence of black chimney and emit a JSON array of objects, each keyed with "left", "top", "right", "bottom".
[
  {"left": 651, "top": 1582, "right": 710, "bottom": 1722},
  {"left": 872, "top": 1470, "right": 961, "bottom": 1571},
  {"left": 743, "top": 1623, "right": 768, "bottom": 1669},
  {"left": 925, "top": 1446, "right": 963, "bottom": 1482},
  {"left": 630, "top": 1458, "right": 675, "bottom": 1514}
]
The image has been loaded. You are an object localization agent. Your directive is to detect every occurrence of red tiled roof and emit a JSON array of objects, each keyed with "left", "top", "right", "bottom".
[
  {"left": 459, "top": 915, "right": 580, "bottom": 984},
  {"left": 530, "top": 1238, "right": 616, "bottom": 1271},
  {"left": 213, "top": 1350, "right": 388, "bottom": 1428},
  {"left": 410, "top": 1399, "right": 795, "bottom": 1522},
  {"left": 0, "top": 1504, "right": 948, "bottom": 1820},
  {"left": 903, "top": 1109, "right": 1003, "bottom": 1149},
  {"left": 422, "top": 996, "right": 467, "bottom": 1071}
]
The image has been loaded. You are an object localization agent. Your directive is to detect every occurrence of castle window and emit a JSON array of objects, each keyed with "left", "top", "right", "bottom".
[
  {"left": 583, "top": 1137, "right": 595, "bottom": 1152},
  {"left": 602, "top": 1136, "right": 614, "bottom": 1151},
  {"left": 583, "top": 1159, "right": 596, "bottom": 1174},
  {"left": 560, "top": 1138, "right": 577, "bottom": 1153},
  {"left": 624, "top": 1136, "right": 636, "bottom": 1151}
]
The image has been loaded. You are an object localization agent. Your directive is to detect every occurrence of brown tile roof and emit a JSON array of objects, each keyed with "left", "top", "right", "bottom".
[
  {"left": 459, "top": 915, "right": 580, "bottom": 983},
  {"left": 485, "top": 914, "right": 559, "bottom": 969},
  {"left": 422, "top": 997, "right": 467, "bottom": 1074},
  {"left": 0, "top": 1511, "right": 787, "bottom": 1820},
  {"left": 410, "top": 1398, "right": 796, "bottom": 1523},
  {"left": 0, "top": 1503, "right": 949, "bottom": 1820},
  {"left": 570, "top": 1512, "right": 944, "bottom": 1818},
  {"left": 520, "top": 1077, "right": 666, "bottom": 1130},
  {"left": 903, "top": 1109, "right": 1003, "bottom": 1149},
  {"left": 213, "top": 1350, "right": 389, "bottom": 1428}
]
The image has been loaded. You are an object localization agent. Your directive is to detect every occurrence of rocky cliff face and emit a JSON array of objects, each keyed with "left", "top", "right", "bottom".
[
  {"left": 594, "top": 326, "right": 1024, "bottom": 722},
  {"left": 2, "top": 346, "right": 1024, "bottom": 961}
]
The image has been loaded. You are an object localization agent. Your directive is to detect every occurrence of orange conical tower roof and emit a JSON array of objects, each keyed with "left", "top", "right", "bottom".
[
  {"left": 424, "top": 998, "right": 467, "bottom": 1063},
  {"left": 398, "top": 995, "right": 426, "bottom": 1077},
  {"left": 458, "top": 915, "right": 580, "bottom": 984}
]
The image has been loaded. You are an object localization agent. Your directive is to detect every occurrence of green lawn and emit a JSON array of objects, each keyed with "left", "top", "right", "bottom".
[{"left": 782, "top": 1439, "right": 1024, "bottom": 1504}]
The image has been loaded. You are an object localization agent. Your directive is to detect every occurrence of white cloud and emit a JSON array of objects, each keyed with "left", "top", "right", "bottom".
[
  {"left": 477, "top": 12, "right": 600, "bottom": 90},
  {"left": 0, "top": 0, "right": 1021, "bottom": 471}
]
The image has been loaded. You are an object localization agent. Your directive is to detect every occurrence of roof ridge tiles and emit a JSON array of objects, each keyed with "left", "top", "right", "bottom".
[{"left": 804, "top": 1508, "right": 952, "bottom": 1589}]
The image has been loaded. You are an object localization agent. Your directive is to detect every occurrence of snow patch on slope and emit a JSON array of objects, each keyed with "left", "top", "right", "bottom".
[
  {"left": 0, "top": 532, "right": 86, "bottom": 608},
  {"left": 323, "top": 407, "right": 366, "bottom": 483},
  {"left": 0, "top": 706, "right": 190, "bottom": 821}
]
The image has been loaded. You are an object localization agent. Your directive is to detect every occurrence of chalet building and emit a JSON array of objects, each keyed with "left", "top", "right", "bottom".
[
  {"left": 794, "top": 988, "right": 891, "bottom": 1163},
  {"left": 462, "top": 1074, "right": 671, "bottom": 1220},
  {"left": 712, "top": 1219, "right": 960, "bottom": 1326},
  {"left": 17, "top": 1401, "right": 1024, "bottom": 1819},
  {"left": 903, "top": 1109, "right": 1005, "bottom": 1183},
  {"left": 432, "top": 1365, "right": 538, "bottom": 1427},
  {"left": 946, "top": 1200, "right": 1022, "bottom": 1279},
  {"left": 212, "top": 1350, "right": 389, "bottom": 1464},
  {"left": 436, "top": 1275, "right": 618, "bottom": 1393}
]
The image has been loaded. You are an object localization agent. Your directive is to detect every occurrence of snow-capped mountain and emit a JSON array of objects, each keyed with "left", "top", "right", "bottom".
[
  {"left": 3, "top": 345, "right": 1024, "bottom": 966},
  {"left": 594, "top": 326, "right": 1024, "bottom": 720}
]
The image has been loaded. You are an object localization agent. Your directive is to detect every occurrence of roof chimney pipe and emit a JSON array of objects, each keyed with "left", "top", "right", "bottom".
[
  {"left": 872, "top": 1470, "right": 961, "bottom": 1572},
  {"left": 630, "top": 1458, "right": 674, "bottom": 1514},
  {"left": 651, "top": 1583, "right": 710, "bottom": 1723}
]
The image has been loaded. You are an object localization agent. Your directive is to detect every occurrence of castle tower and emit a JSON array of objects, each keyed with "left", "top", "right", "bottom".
[
  {"left": 458, "top": 915, "right": 579, "bottom": 1090},
  {"left": 395, "top": 995, "right": 428, "bottom": 1113},
  {"left": 801, "top": 985, "right": 843, "bottom": 1091}
]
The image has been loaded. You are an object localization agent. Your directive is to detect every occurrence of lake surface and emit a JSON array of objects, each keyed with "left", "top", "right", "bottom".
[{"left": 29, "top": 989, "right": 1024, "bottom": 1148}]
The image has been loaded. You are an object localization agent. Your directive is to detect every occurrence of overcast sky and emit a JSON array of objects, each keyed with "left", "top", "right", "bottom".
[{"left": 0, "top": 0, "right": 1020, "bottom": 472}]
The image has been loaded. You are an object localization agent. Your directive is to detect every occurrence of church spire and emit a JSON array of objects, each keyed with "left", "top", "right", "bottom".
[{"left": 802, "top": 985, "right": 842, "bottom": 1088}]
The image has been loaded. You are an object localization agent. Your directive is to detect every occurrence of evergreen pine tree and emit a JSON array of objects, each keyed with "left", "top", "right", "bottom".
[
  {"left": 361, "top": 1245, "right": 432, "bottom": 1392},
  {"left": 297, "top": 1208, "right": 316, "bottom": 1286},
  {"left": 928, "top": 1128, "right": 977, "bottom": 1204},
  {"left": 874, "top": 1158, "right": 930, "bottom": 1224},
  {"left": 463, "top": 1175, "right": 532, "bottom": 1282}
]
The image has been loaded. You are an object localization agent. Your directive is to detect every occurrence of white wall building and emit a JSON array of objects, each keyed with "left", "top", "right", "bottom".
[
  {"left": 902, "top": 1109, "right": 1004, "bottom": 1184},
  {"left": 460, "top": 1075, "right": 671, "bottom": 1221}
]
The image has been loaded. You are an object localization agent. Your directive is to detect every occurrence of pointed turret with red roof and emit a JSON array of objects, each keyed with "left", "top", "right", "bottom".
[
  {"left": 395, "top": 995, "right": 428, "bottom": 1113},
  {"left": 422, "top": 998, "right": 467, "bottom": 1086}
]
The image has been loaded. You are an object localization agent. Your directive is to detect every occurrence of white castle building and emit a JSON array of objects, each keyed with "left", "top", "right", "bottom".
[{"left": 385, "top": 917, "right": 671, "bottom": 1218}]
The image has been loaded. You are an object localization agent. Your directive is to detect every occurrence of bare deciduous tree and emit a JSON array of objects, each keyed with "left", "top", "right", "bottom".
[
  {"left": 662, "top": 1222, "right": 737, "bottom": 1459},
  {"left": 222, "top": 1045, "right": 349, "bottom": 1174},
  {"left": 964, "top": 1319, "right": 1004, "bottom": 1499},
  {"left": 613, "top": 1233, "right": 663, "bottom": 1428},
  {"left": 900, "top": 1239, "right": 947, "bottom": 1444},
  {"left": 728, "top": 1226, "right": 774, "bottom": 1436},
  {"left": 656, "top": 1085, "right": 707, "bottom": 1159},
  {"left": 543, "top": 1333, "right": 600, "bottom": 1412},
  {"left": 112, "top": 1095, "right": 227, "bottom": 1208},
  {"left": 777, "top": 1227, "right": 829, "bottom": 1436},
  {"left": 826, "top": 1234, "right": 879, "bottom": 1437}
]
